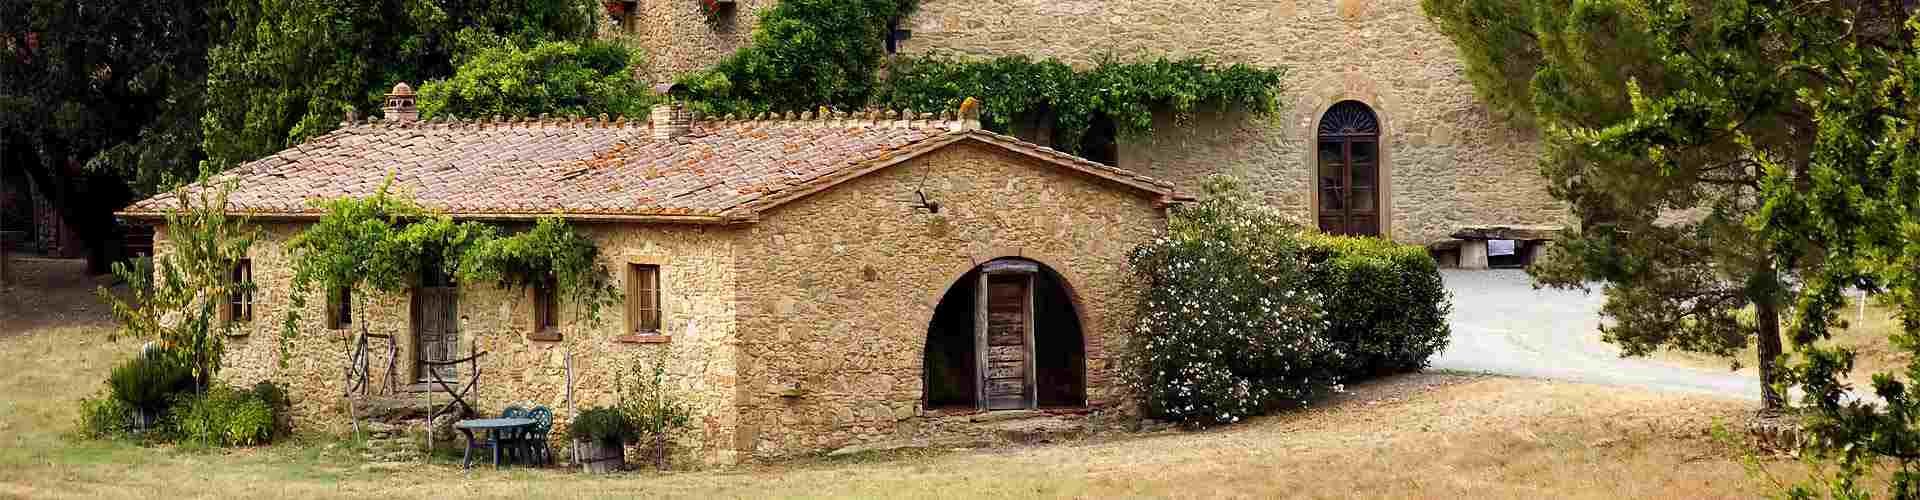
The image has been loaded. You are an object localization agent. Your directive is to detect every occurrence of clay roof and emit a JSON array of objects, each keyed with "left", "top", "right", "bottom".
[{"left": 119, "top": 112, "right": 1188, "bottom": 223}]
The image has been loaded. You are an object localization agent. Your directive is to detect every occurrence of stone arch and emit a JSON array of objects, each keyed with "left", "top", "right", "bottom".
[
  {"left": 920, "top": 253, "right": 1088, "bottom": 411},
  {"left": 1295, "top": 74, "right": 1396, "bottom": 239}
]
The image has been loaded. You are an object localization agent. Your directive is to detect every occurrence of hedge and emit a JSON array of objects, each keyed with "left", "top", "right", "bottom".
[{"left": 1301, "top": 234, "right": 1453, "bottom": 379}]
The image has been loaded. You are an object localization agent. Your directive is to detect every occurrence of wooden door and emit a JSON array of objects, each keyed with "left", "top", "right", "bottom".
[
  {"left": 413, "top": 270, "right": 459, "bottom": 382},
  {"left": 976, "top": 262, "right": 1037, "bottom": 410},
  {"left": 1317, "top": 139, "right": 1380, "bottom": 236},
  {"left": 1316, "top": 101, "right": 1382, "bottom": 237}
]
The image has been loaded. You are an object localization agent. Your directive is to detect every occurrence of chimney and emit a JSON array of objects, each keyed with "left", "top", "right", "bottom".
[
  {"left": 383, "top": 82, "right": 417, "bottom": 122},
  {"left": 651, "top": 83, "right": 691, "bottom": 140}
]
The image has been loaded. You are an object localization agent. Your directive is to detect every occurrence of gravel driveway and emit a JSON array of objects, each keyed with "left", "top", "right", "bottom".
[{"left": 1430, "top": 269, "right": 1764, "bottom": 400}]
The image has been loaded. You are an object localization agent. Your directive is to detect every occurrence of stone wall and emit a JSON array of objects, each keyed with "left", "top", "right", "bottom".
[
  {"left": 622, "top": 0, "right": 1570, "bottom": 244},
  {"left": 730, "top": 142, "right": 1166, "bottom": 460},
  {"left": 178, "top": 221, "right": 744, "bottom": 465},
  {"left": 623, "top": 0, "right": 779, "bottom": 84}
]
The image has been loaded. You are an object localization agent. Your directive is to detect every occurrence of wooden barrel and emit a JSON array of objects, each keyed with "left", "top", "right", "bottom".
[{"left": 578, "top": 439, "right": 625, "bottom": 473}]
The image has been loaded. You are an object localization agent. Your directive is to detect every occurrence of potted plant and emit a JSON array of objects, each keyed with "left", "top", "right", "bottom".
[{"left": 569, "top": 406, "right": 635, "bottom": 473}]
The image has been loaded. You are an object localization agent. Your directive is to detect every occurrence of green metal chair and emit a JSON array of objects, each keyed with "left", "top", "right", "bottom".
[
  {"left": 525, "top": 406, "right": 554, "bottom": 465},
  {"left": 500, "top": 405, "right": 529, "bottom": 464}
]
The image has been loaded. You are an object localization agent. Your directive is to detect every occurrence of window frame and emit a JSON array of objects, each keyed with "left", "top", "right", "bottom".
[
  {"left": 625, "top": 263, "right": 662, "bottom": 336},
  {"left": 327, "top": 286, "right": 353, "bottom": 330},
  {"left": 529, "top": 279, "right": 562, "bottom": 341},
  {"left": 227, "top": 259, "right": 254, "bottom": 323}
]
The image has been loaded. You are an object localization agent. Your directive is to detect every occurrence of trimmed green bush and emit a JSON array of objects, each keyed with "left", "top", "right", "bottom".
[
  {"left": 108, "top": 352, "right": 195, "bottom": 412},
  {"left": 1125, "top": 177, "right": 1338, "bottom": 426},
  {"left": 172, "top": 385, "right": 277, "bottom": 447},
  {"left": 1301, "top": 234, "right": 1452, "bottom": 379}
]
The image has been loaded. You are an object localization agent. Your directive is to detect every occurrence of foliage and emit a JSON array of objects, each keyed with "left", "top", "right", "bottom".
[
  {"left": 285, "top": 181, "right": 618, "bottom": 356},
  {"left": 1424, "top": 0, "right": 1804, "bottom": 409},
  {"left": 678, "top": 0, "right": 1286, "bottom": 154},
  {"left": 1433, "top": 0, "right": 1920, "bottom": 494},
  {"left": 98, "top": 182, "right": 257, "bottom": 384},
  {"left": 199, "top": 0, "right": 602, "bottom": 168},
  {"left": 619, "top": 349, "right": 694, "bottom": 470},
  {"left": 170, "top": 384, "right": 278, "bottom": 447},
  {"left": 1301, "top": 234, "right": 1452, "bottom": 379},
  {"left": 77, "top": 395, "right": 135, "bottom": 440},
  {"left": 107, "top": 352, "right": 196, "bottom": 412},
  {"left": 458, "top": 217, "right": 623, "bottom": 326},
  {"left": 2, "top": 0, "right": 211, "bottom": 272},
  {"left": 1124, "top": 176, "right": 1337, "bottom": 427},
  {"left": 568, "top": 406, "right": 636, "bottom": 444},
  {"left": 282, "top": 179, "right": 494, "bottom": 346},
  {"left": 417, "top": 40, "right": 659, "bottom": 121},
  {"left": 874, "top": 55, "right": 1287, "bottom": 153},
  {"left": 677, "top": 0, "right": 918, "bottom": 113}
]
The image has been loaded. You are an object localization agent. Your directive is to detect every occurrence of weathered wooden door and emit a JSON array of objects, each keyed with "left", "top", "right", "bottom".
[
  {"left": 976, "top": 261, "right": 1037, "bottom": 410},
  {"left": 413, "top": 266, "right": 459, "bottom": 382}
]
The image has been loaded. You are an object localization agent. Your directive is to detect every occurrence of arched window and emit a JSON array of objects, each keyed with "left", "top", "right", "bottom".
[{"left": 1316, "top": 101, "right": 1381, "bottom": 236}]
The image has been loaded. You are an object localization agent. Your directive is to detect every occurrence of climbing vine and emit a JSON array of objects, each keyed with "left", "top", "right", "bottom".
[
  {"left": 282, "top": 178, "right": 620, "bottom": 354},
  {"left": 677, "top": 0, "right": 1287, "bottom": 153},
  {"left": 876, "top": 55, "right": 1286, "bottom": 152}
]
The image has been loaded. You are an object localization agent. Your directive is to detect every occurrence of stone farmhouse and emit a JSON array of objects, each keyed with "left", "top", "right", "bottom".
[
  {"left": 610, "top": 0, "right": 1569, "bottom": 266},
  {"left": 119, "top": 89, "right": 1186, "bottom": 464}
]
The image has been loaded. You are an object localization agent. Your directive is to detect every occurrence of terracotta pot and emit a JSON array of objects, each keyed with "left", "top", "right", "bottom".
[{"left": 577, "top": 439, "right": 625, "bottom": 474}]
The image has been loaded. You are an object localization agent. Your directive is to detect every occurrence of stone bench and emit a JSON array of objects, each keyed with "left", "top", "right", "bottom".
[{"left": 1428, "top": 225, "right": 1563, "bottom": 270}]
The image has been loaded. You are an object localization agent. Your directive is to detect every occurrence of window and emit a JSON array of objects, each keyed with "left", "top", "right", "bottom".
[
  {"left": 627, "top": 264, "right": 660, "bottom": 334},
  {"left": 327, "top": 287, "right": 352, "bottom": 329},
  {"left": 228, "top": 259, "right": 253, "bottom": 322},
  {"left": 532, "top": 281, "right": 560, "bottom": 335},
  {"left": 885, "top": 16, "right": 912, "bottom": 55}
]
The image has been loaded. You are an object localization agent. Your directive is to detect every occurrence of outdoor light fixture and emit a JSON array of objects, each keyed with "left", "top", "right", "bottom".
[{"left": 909, "top": 189, "right": 940, "bottom": 214}]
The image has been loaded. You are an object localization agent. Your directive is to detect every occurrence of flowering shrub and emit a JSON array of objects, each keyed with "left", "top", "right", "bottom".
[
  {"left": 1125, "top": 177, "right": 1340, "bottom": 426},
  {"left": 1301, "top": 234, "right": 1451, "bottom": 379}
]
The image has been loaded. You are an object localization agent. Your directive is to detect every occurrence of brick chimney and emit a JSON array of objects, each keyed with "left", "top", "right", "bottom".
[
  {"left": 383, "top": 82, "right": 417, "bottom": 122},
  {"left": 650, "top": 83, "right": 691, "bottom": 140}
]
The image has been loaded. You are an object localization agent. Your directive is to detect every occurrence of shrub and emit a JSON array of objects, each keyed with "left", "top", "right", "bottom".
[
  {"left": 568, "top": 406, "right": 636, "bottom": 445},
  {"left": 1301, "top": 234, "right": 1452, "bottom": 379},
  {"left": 171, "top": 385, "right": 277, "bottom": 447},
  {"left": 78, "top": 395, "right": 134, "bottom": 439},
  {"left": 1125, "top": 177, "right": 1339, "bottom": 426},
  {"left": 108, "top": 353, "right": 195, "bottom": 412}
]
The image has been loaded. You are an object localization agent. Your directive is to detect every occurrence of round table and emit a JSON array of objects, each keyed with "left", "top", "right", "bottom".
[{"left": 453, "top": 417, "right": 535, "bottom": 469}]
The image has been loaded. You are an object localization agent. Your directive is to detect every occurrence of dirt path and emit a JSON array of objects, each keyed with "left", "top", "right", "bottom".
[
  {"left": 1432, "top": 270, "right": 1766, "bottom": 401},
  {"left": 0, "top": 258, "right": 120, "bottom": 337}
]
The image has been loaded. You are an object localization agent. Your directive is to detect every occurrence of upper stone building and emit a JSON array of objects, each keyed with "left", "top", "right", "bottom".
[{"left": 609, "top": 0, "right": 1569, "bottom": 250}]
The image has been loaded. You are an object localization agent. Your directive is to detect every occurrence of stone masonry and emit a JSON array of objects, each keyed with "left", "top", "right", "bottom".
[
  {"left": 620, "top": 0, "right": 1571, "bottom": 245},
  {"left": 732, "top": 142, "right": 1164, "bottom": 458}
]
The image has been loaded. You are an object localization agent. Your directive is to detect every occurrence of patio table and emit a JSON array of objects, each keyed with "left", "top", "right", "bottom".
[{"left": 453, "top": 418, "right": 535, "bottom": 469}]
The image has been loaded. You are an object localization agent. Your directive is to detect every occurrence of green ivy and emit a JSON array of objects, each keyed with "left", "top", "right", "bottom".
[
  {"left": 459, "top": 217, "right": 622, "bottom": 326},
  {"left": 677, "top": 0, "right": 1287, "bottom": 153},
  {"left": 876, "top": 55, "right": 1287, "bottom": 152},
  {"left": 283, "top": 178, "right": 621, "bottom": 349}
]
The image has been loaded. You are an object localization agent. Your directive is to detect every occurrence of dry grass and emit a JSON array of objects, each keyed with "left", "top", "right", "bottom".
[
  {"left": 0, "top": 259, "right": 1803, "bottom": 499},
  {"left": 1658, "top": 302, "right": 1907, "bottom": 387}
]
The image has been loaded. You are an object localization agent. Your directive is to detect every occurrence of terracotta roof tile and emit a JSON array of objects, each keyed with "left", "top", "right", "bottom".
[{"left": 122, "top": 113, "right": 1186, "bottom": 222}]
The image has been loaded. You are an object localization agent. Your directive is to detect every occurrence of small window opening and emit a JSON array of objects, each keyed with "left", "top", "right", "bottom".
[
  {"left": 228, "top": 259, "right": 253, "bottom": 322},
  {"left": 885, "top": 16, "right": 912, "bottom": 55},
  {"left": 328, "top": 287, "right": 353, "bottom": 329},
  {"left": 627, "top": 264, "right": 661, "bottom": 334},
  {"left": 533, "top": 281, "right": 560, "bottom": 332}
]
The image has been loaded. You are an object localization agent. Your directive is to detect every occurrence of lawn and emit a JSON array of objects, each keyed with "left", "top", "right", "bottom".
[
  {"left": 1656, "top": 299, "right": 1907, "bottom": 389},
  {"left": 1, "top": 258, "right": 1801, "bottom": 499}
]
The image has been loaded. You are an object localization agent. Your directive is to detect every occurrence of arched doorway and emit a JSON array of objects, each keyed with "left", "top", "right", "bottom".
[
  {"left": 924, "top": 258, "right": 1086, "bottom": 411},
  {"left": 1316, "top": 100, "right": 1382, "bottom": 236}
]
